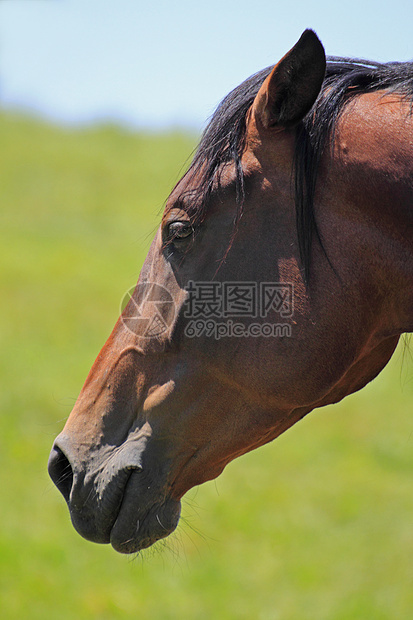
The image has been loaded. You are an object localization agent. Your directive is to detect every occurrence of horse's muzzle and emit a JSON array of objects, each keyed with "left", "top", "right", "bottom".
[{"left": 47, "top": 433, "right": 181, "bottom": 553}]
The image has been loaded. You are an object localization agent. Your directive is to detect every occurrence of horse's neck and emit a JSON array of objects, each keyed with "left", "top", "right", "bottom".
[{"left": 332, "top": 91, "right": 413, "bottom": 335}]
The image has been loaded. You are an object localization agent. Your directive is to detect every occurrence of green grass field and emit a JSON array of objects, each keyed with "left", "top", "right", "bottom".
[{"left": 1, "top": 111, "right": 412, "bottom": 619}]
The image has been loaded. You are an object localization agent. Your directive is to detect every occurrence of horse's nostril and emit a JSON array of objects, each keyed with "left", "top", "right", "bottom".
[{"left": 48, "top": 445, "right": 74, "bottom": 503}]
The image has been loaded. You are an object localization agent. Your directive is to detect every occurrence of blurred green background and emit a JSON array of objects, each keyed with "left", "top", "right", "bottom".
[{"left": 0, "top": 111, "right": 412, "bottom": 619}]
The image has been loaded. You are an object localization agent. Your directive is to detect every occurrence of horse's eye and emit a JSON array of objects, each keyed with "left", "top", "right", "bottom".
[{"left": 167, "top": 221, "right": 193, "bottom": 241}]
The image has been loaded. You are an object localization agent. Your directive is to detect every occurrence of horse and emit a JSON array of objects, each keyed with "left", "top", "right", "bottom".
[{"left": 48, "top": 30, "right": 413, "bottom": 554}]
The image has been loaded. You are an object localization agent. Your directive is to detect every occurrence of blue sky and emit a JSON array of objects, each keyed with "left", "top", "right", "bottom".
[{"left": 1, "top": 0, "right": 413, "bottom": 130}]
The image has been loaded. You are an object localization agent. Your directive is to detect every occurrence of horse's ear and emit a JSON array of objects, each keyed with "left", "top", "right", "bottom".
[{"left": 253, "top": 29, "right": 326, "bottom": 128}]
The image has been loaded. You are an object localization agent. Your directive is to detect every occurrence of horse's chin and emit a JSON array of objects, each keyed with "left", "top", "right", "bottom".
[{"left": 108, "top": 471, "right": 181, "bottom": 554}]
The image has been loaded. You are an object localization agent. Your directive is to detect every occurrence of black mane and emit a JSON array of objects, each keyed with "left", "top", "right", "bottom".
[{"left": 184, "top": 56, "right": 413, "bottom": 282}]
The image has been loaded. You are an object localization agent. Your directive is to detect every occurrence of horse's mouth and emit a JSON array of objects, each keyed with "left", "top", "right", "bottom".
[
  {"left": 49, "top": 434, "right": 182, "bottom": 554},
  {"left": 67, "top": 467, "right": 181, "bottom": 554},
  {"left": 108, "top": 470, "right": 181, "bottom": 554}
]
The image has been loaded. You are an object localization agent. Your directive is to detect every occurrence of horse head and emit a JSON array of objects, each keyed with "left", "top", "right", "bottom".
[{"left": 48, "top": 30, "right": 412, "bottom": 553}]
